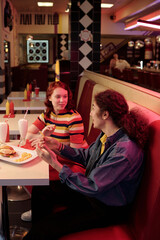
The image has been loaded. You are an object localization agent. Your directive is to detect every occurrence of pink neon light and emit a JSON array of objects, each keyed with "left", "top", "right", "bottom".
[
  {"left": 137, "top": 20, "right": 160, "bottom": 29},
  {"left": 125, "top": 14, "right": 160, "bottom": 31},
  {"left": 124, "top": 24, "right": 138, "bottom": 30}
]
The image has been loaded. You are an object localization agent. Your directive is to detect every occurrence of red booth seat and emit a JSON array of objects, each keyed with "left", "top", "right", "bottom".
[{"left": 59, "top": 76, "right": 160, "bottom": 240}]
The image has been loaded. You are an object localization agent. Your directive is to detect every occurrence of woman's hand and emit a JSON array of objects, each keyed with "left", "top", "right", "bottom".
[
  {"left": 42, "top": 125, "right": 56, "bottom": 136},
  {"left": 41, "top": 136, "right": 62, "bottom": 153},
  {"left": 36, "top": 144, "right": 63, "bottom": 172},
  {"left": 29, "top": 136, "right": 42, "bottom": 148},
  {"left": 30, "top": 136, "right": 62, "bottom": 154}
]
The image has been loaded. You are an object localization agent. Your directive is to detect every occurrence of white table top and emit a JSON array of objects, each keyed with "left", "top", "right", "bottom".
[
  {"left": 7, "top": 91, "right": 46, "bottom": 100},
  {"left": 0, "top": 114, "right": 39, "bottom": 135},
  {"left": 0, "top": 141, "right": 49, "bottom": 186},
  {"left": 0, "top": 99, "right": 46, "bottom": 111}
]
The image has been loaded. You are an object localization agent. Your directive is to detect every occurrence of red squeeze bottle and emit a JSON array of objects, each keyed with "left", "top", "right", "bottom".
[
  {"left": 5, "top": 121, "right": 10, "bottom": 142},
  {"left": 10, "top": 101, "right": 14, "bottom": 115},
  {"left": 29, "top": 83, "right": 32, "bottom": 92}
]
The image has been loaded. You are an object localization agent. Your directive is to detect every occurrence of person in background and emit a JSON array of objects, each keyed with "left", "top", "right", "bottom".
[
  {"left": 106, "top": 53, "right": 119, "bottom": 76},
  {"left": 115, "top": 57, "right": 130, "bottom": 72},
  {"left": 21, "top": 81, "right": 88, "bottom": 222},
  {"left": 23, "top": 89, "right": 148, "bottom": 240}
]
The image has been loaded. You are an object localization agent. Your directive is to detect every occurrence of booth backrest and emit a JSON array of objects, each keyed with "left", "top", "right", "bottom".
[
  {"left": 131, "top": 119, "right": 160, "bottom": 240},
  {"left": 77, "top": 80, "right": 96, "bottom": 139},
  {"left": 82, "top": 70, "right": 160, "bottom": 115},
  {"left": 75, "top": 76, "right": 92, "bottom": 109}
]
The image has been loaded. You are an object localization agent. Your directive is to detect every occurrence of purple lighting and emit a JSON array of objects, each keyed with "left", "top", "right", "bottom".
[{"left": 137, "top": 19, "right": 160, "bottom": 30}]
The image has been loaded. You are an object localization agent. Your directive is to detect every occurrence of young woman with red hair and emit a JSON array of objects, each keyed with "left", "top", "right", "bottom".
[{"left": 21, "top": 81, "right": 88, "bottom": 222}]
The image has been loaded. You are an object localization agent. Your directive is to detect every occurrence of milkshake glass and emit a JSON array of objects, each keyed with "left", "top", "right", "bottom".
[
  {"left": 0, "top": 122, "right": 7, "bottom": 143},
  {"left": 18, "top": 119, "right": 28, "bottom": 146}
]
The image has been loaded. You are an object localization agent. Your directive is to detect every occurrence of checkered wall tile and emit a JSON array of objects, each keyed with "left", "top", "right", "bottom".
[
  {"left": 70, "top": 0, "right": 101, "bottom": 92},
  {"left": 57, "top": 34, "right": 68, "bottom": 59}
]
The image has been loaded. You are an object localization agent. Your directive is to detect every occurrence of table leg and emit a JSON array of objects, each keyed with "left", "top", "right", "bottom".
[
  {"left": 0, "top": 186, "right": 3, "bottom": 237},
  {"left": 2, "top": 186, "right": 10, "bottom": 240}
]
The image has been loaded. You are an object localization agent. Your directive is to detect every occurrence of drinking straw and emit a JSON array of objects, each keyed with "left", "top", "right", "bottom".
[{"left": 24, "top": 107, "right": 29, "bottom": 119}]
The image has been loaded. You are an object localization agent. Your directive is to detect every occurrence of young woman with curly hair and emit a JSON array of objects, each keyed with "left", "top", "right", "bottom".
[{"left": 24, "top": 89, "right": 148, "bottom": 240}]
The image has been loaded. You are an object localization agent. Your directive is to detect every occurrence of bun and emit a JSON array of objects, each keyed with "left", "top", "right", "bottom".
[{"left": 0, "top": 145, "right": 16, "bottom": 157}]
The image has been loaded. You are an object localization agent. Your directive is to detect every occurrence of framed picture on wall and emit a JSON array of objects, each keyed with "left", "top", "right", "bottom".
[{"left": 27, "top": 40, "right": 49, "bottom": 63}]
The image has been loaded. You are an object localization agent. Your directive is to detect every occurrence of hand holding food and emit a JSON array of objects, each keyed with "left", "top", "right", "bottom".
[
  {"left": 29, "top": 125, "right": 56, "bottom": 148},
  {"left": 36, "top": 136, "right": 62, "bottom": 154},
  {"left": 42, "top": 125, "right": 56, "bottom": 136}
]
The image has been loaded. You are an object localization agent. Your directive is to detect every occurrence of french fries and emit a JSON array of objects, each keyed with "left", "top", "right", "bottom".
[{"left": 15, "top": 152, "right": 32, "bottom": 162}]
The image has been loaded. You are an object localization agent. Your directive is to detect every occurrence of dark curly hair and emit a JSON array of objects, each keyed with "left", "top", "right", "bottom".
[
  {"left": 95, "top": 89, "right": 148, "bottom": 149},
  {"left": 44, "top": 81, "right": 74, "bottom": 117}
]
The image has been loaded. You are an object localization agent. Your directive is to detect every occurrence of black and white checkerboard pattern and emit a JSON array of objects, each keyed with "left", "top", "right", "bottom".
[{"left": 70, "top": 0, "right": 101, "bottom": 91}]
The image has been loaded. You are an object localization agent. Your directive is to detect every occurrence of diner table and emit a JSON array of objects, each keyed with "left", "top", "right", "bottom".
[
  {"left": 0, "top": 140, "right": 49, "bottom": 239},
  {"left": 0, "top": 99, "right": 46, "bottom": 112},
  {"left": 7, "top": 91, "right": 46, "bottom": 100}
]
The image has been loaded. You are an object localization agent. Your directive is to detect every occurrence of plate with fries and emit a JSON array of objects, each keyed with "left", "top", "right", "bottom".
[{"left": 0, "top": 145, "right": 38, "bottom": 165}]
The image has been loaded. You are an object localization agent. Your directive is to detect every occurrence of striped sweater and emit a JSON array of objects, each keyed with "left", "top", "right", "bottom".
[
  {"left": 33, "top": 109, "right": 87, "bottom": 146},
  {"left": 33, "top": 109, "right": 87, "bottom": 180}
]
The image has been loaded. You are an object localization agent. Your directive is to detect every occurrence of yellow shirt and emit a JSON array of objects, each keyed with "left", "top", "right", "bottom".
[{"left": 100, "top": 134, "right": 107, "bottom": 155}]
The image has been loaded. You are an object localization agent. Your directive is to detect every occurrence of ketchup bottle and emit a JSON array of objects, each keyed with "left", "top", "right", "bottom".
[
  {"left": 10, "top": 101, "right": 14, "bottom": 115},
  {"left": 29, "top": 83, "right": 32, "bottom": 93}
]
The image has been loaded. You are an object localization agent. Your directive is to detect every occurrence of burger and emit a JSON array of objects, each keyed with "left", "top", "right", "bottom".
[{"left": 0, "top": 144, "right": 16, "bottom": 157}]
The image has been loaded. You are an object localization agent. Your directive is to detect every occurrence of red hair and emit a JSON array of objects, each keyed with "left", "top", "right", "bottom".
[{"left": 44, "top": 81, "right": 74, "bottom": 117}]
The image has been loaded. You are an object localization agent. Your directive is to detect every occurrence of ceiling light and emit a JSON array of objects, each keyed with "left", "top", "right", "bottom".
[
  {"left": 37, "top": 2, "right": 53, "bottom": 7},
  {"left": 144, "top": 38, "right": 152, "bottom": 44},
  {"left": 128, "top": 41, "right": 134, "bottom": 47},
  {"left": 135, "top": 40, "right": 144, "bottom": 48},
  {"left": 125, "top": 10, "right": 160, "bottom": 30},
  {"left": 101, "top": 3, "right": 113, "bottom": 8},
  {"left": 149, "top": 15, "right": 160, "bottom": 21},
  {"left": 156, "top": 35, "right": 160, "bottom": 43},
  {"left": 137, "top": 19, "right": 160, "bottom": 30},
  {"left": 125, "top": 23, "right": 138, "bottom": 30}
]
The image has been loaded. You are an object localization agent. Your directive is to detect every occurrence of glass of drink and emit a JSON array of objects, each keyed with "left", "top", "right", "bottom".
[
  {"left": 0, "top": 122, "right": 7, "bottom": 143},
  {"left": 18, "top": 119, "right": 28, "bottom": 146},
  {"left": 35, "top": 87, "right": 40, "bottom": 97}
]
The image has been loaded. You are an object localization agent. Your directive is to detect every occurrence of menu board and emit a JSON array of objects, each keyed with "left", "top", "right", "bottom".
[{"left": 27, "top": 40, "right": 49, "bottom": 63}]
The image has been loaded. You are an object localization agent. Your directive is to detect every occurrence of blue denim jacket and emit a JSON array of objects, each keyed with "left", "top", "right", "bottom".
[{"left": 59, "top": 128, "right": 144, "bottom": 206}]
